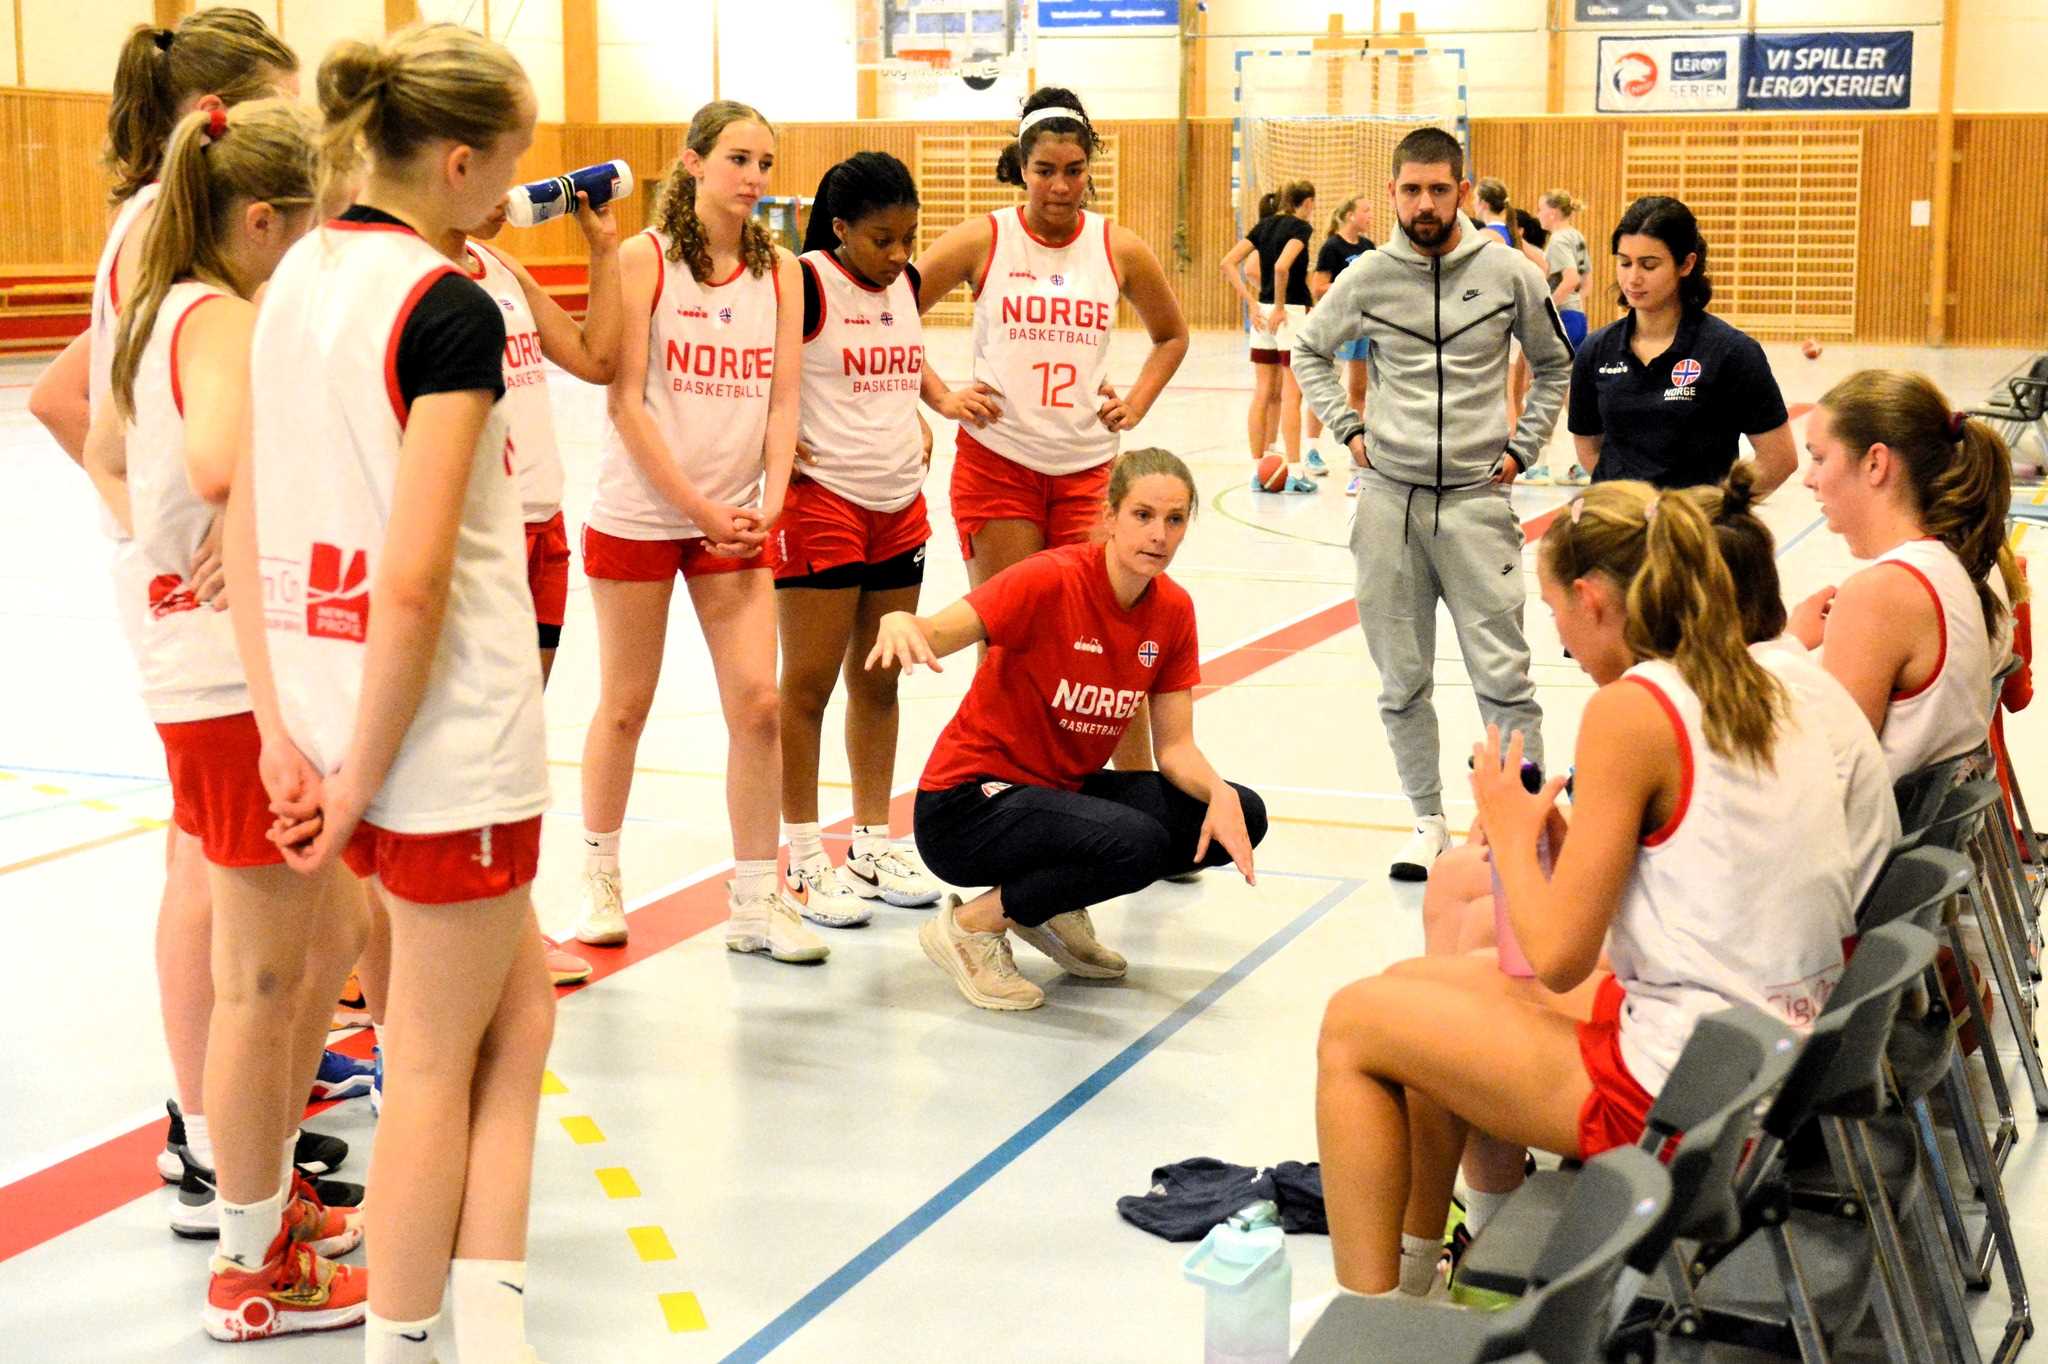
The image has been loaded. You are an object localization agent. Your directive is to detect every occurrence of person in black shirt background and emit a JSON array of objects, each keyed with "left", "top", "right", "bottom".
[
  {"left": 1568, "top": 196, "right": 1797, "bottom": 492},
  {"left": 1307, "top": 194, "right": 1375, "bottom": 488},
  {"left": 1220, "top": 180, "right": 1317, "bottom": 492}
]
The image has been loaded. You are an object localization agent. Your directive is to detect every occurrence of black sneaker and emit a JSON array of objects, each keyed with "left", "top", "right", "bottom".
[
  {"left": 292, "top": 1129, "right": 349, "bottom": 1177},
  {"left": 159, "top": 1099, "right": 188, "bottom": 1183}
]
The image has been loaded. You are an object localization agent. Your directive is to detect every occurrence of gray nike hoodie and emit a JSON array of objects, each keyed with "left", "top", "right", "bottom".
[{"left": 1295, "top": 211, "right": 1572, "bottom": 491}]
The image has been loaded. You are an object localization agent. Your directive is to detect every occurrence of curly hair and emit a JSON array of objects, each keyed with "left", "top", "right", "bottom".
[{"left": 656, "top": 100, "right": 779, "bottom": 283}]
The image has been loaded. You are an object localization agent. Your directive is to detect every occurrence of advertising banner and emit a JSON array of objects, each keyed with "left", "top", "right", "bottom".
[
  {"left": 1576, "top": 0, "right": 1741, "bottom": 21},
  {"left": 1596, "top": 35, "right": 1743, "bottom": 113},
  {"left": 1742, "top": 31, "right": 1913, "bottom": 111},
  {"left": 1036, "top": 1, "right": 1178, "bottom": 29}
]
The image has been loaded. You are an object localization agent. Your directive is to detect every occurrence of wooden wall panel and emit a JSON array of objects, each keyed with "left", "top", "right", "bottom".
[
  {"left": 1, "top": 89, "right": 2041, "bottom": 349},
  {"left": 1948, "top": 115, "right": 2048, "bottom": 348}
]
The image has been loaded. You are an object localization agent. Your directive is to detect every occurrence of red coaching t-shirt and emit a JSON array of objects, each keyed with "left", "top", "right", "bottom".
[{"left": 921, "top": 541, "right": 1201, "bottom": 793}]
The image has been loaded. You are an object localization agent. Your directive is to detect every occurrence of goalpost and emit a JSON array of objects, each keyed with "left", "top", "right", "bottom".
[{"left": 1232, "top": 47, "right": 1469, "bottom": 262}]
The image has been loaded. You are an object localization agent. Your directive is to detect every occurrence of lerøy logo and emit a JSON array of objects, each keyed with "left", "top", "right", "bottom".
[{"left": 305, "top": 542, "right": 369, "bottom": 642}]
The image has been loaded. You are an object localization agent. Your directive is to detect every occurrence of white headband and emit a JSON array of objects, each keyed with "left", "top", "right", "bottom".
[{"left": 1019, "top": 107, "right": 1086, "bottom": 138}]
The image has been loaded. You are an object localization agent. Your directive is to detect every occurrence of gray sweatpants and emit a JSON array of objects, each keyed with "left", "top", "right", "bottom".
[{"left": 1349, "top": 470, "right": 1544, "bottom": 815}]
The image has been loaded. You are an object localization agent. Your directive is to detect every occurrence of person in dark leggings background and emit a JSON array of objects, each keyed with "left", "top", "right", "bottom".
[{"left": 867, "top": 447, "right": 1267, "bottom": 1012}]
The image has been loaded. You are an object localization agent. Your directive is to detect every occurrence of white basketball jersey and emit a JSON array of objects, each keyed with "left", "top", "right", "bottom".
[
  {"left": 116, "top": 281, "right": 250, "bottom": 724},
  {"left": 88, "top": 184, "right": 162, "bottom": 550},
  {"left": 1871, "top": 538, "right": 1996, "bottom": 781},
  {"left": 588, "top": 230, "right": 779, "bottom": 539},
  {"left": 1754, "top": 638, "right": 1900, "bottom": 908},
  {"left": 968, "top": 207, "right": 1121, "bottom": 476},
  {"left": 250, "top": 219, "right": 547, "bottom": 835},
  {"left": 797, "top": 250, "right": 924, "bottom": 513},
  {"left": 466, "top": 242, "right": 564, "bottom": 523},
  {"left": 1606, "top": 659, "right": 1856, "bottom": 1091}
]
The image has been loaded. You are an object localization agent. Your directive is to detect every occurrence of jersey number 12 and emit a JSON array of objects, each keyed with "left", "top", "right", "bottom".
[{"left": 1031, "top": 362, "right": 1077, "bottom": 409}]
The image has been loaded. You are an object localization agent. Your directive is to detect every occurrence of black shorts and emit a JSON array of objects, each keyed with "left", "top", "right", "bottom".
[{"left": 772, "top": 542, "right": 925, "bottom": 593}]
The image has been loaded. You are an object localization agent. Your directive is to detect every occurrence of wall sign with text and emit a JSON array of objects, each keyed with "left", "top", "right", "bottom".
[
  {"left": 1597, "top": 31, "right": 1913, "bottom": 112},
  {"left": 1577, "top": 0, "right": 1741, "bottom": 21},
  {"left": 1035, "top": 1, "right": 1178, "bottom": 29}
]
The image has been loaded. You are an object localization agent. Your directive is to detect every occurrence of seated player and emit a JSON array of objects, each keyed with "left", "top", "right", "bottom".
[{"left": 866, "top": 448, "right": 1267, "bottom": 1012}]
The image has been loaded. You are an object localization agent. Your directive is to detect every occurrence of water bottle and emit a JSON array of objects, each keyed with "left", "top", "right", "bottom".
[
  {"left": 1181, "top": 1202, "right": 1291, "bottom": 1364},
  {"left": 1490, "top": 759, "right": 1549, "bottom": 979},
  {"left": 504, "top": 159, "right": 634, "bottom": 228}
]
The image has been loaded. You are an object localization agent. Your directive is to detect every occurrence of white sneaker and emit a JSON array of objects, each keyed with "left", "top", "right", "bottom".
[
  {"left": 917, "top": 896, "right": 1044, "bottom": 1011},
  {"left": 726, "top": 887, "right": 829, "bottom": 963},
  {"left": 844, "top": 842, "right": 944, "bottom": 907},
  {"left": 574, "top": 868, "right": 627, "bottom": 946},
  {"left": 1012, "top": 910, "right": 1127, "bottom": 978},
  {"left": 1390, "top": 814, "right": 1450, "bottom": 881},
  {"left": 783, "top": 856, "right": 873, "bottom": 928}
]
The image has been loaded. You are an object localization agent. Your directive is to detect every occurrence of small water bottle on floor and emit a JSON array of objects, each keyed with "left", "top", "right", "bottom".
[
  {"left": 1182, "top": 1201, "right": 1291, "bottom": 1364},
  {"left": 505, "top": 159, "right": 635, "bottom": 228}
]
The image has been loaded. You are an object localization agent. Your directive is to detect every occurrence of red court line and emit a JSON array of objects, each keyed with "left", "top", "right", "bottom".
[{"left": 0, "top": 494, "right": 1571, "bottom": 1265}]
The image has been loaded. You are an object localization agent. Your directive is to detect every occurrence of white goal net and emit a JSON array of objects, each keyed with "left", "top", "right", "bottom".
[{"left": 1233, "top": 47, "right": 1468, "bottom": 248}]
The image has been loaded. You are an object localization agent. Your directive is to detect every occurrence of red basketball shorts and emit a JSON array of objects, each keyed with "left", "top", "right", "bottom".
[
  {"left": 1574, "top": 974, "right": 1658, "bottom": 1157},
  {"left": 581, "top": 525, "right": 773, "bottom": 582},
  {"left": 343, "top": 815, "right": 542, "bottom": 905},
  {"left": 156, "top": 711, "right": 284, "bottom": 869},
  {"left": 772, "top": 478, "right": 930, "bottom": 581},
  {"left": 524, "top": 512, "right": 570, "bottom": 628},
  {"left": 949, "top": 428, "right": 1108, "bottom": 560}
]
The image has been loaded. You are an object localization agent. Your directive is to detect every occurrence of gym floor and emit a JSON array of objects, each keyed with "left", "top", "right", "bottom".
[{"left": 1, "top": 330, "right": 2042, "bottom": 1360}]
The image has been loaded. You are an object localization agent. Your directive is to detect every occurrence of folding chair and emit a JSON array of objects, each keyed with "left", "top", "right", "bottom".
[
  {"left": 1971, "top": 354, "right": 2048, "bottom": 477},
  {"left": 1293, "top": 1145, "right": 1672, "bottom": 1364}
]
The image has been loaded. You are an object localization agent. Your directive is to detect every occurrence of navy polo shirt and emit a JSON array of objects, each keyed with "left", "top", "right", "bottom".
[{"left": 1568, "top": 309, "right": 1788, "bottom": 489}]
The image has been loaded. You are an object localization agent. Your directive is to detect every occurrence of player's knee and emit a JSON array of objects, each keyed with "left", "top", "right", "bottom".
[
  {"left": 600, "top": 688, "right": 657, "bottom": 738},
  {"left": 488, "top": 963, "right": 557, "bottom": 1067},
  {"left": 729, "top": 681, "right": 781, "bottom": 742},
  {"left": 1235, "top": 784, "right": 1269, "bottom": 847}
]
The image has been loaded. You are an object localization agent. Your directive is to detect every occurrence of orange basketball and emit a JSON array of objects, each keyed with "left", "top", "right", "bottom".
[
  {"left": 1257, "top": 453, "right": 1289, "bottom": 491},
  {"left": 1801, "top": 339, "right": 1823, "bottom": 360}
]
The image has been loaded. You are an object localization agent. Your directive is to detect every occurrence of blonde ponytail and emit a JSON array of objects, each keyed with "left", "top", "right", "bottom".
[
  {"left": 110, "top": 100, "right": 316, "bottom": 420},
  {"left": 1542, "top": 481, "right": 1785, "bottom": 766},
  {"left": 1820, "top": 369, "right": 2016, "bottom": 639},
  {"left": 105, "top": 8, "right": 296, "bottom": 206},
  {"left": 656, "top": 100, "right": 779, "bottom": 284},
  {"left": 315, "top": 23, "right": 530, "bottom": 211}
]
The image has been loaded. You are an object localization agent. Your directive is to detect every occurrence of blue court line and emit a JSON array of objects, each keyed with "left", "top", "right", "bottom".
[
  {"left": 719, "top": 875, "right": 1368, "bottom": 1363},
  {"left": 0, "top": 781, "right": 169, "bottom": 824},
  {"left": 0, "top": 762, "right": 162, "bottom": 783},
  {"left": 1774, "top": 513, "right": 1829, "bottom": 559}
]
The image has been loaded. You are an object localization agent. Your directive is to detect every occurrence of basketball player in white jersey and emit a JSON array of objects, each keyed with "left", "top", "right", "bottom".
[
  {"left": 25, "top": 7, "right": 301, "bottom": 1202},
  {"left": 776, "top": 151, "right": 996, "bottom": 925},
  {"left": 573, "top": 100, "right": 822, "bottom": 964},
  {"left": 1312, "top": 483, "right": 1853, "bottom": 1302},
  {"left": 85, "top": 100, "right": 368, "bottom": 1340},
  {"left": 235, "top": 27, "right": 556, "bottom": 1364},
  {"left": 911, "top": 86, "right": 1188, "bottom": 770},
  {"left": 1791, "top": 370, "right": 2021, "bottom": 781}
]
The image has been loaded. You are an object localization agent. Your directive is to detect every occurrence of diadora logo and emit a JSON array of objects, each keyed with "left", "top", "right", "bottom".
[
  {"left": 678, "top": 306, "right": 709, "bottom": 319},
  {"left": 1007, "top": 270, "right": 1037, "bottom": 281},
  {"left": 472, "top": 825, "right": 495, "bottom": 869},
  {"left": 1137, "top": 640, "right": 1159, "bottom": 668},
  {"left": 845, "top": 314, "right": 873, "bottom": 326},
  {"left": 1670, "top": 358, "right": 1702, "bottom": 388},
  {"left": 147, "top": 573, "right": 199, "bottom": 619},
  {"left": 878, "top": 311, "right": 894, "bottom": 326},
  {"left": 497, "top": 298, "right": 515, "bottom": 312},
  {"left": 1598, "top": 362, "right": 1628, "bottom": 375},
  {"left": 718, "top": 307, "right": 734, "bottom": 325},
  {"left": 1073, "top": 636, "right": 1104, "bottom": 654},
  {"left": 305, "top": 542, "right": 369, "bottom": 642}
]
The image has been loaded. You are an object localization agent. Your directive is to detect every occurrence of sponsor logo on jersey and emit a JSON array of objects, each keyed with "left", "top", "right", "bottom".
[
  {"left": 1073, "top": 636, "right": 1104, "bottom": 654},
  {"left": 473, "top": 825, "right": 495, "bottom": 868},
  {"left": 1462, "top": 288, "right": 1482, "bottom": 302},
  {"left": 678, "top": 305, "right": 709, "bottom": 319},
  {"left": 845, "top": 314, "right": 872, "bottom": 326},
  {"left": 878, "top": 310, "right": 894, "bottom": 326},
  {"left": 1598, "top": 362, "right": 1628, "bottom": 375},
  {"left": 718, "top": 307, "right": 734, "bottom": 325},
  {"left": 1007, "top": 270, "right": 1037, "bottom": 281},
  {"left": 1138, "top": 640, "right": 1159, "bottom": 668},
  {"left": 980, "top": 781, "right": 1012, "bottom": 798},
  {"left": 147, "top": 573, "right": 200, "bottom": 618},
  {"left": 305, "top": 542, "right": 370, "bottom": 642},
  {"left": 1671, "top": 358, "right": 1701, "bottom": 387},
  {"left": 1051, "top": 273, "right": 1065, "bottom": 286}
]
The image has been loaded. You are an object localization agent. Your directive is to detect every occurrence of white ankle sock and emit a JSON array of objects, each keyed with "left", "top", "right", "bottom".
[
  {"left": 451, "top": 1259, "right": 528, "bottom": 1362},
  {"left": 1463, "top": 1187, "right": 1512, "bottom": 1237},
  {"left": 584, "top": 828, "right": 621, "bottom": 876},
  {"left": 1398, "top": 1232, "right": 1441, "bottom": 1296},
  {"left": 851, "top": 824, "right": 890, "bottom": 860},
  {"left": 183, "top": 1111, "right": 214, "bottom": 1172},
  {"left": 786, "top": 821, "right": 824, "bottom": 866},
  {"left": 365, "top": 1310, "right": 438, "bottom": 1364},
  {"left": 218, "top": 1187, "right": 285, "bottom": 1269},
  {"left": 733, "top": 859, "right": 777, "bottom": 902}
]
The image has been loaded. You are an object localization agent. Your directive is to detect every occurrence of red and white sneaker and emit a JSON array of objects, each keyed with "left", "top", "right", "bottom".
[
  {"left": 285, "top": 1173, "right": 364, "bottom": 1258},
  {"left": 204, "top": 1229, "right": 367, "bottom": 1341}
]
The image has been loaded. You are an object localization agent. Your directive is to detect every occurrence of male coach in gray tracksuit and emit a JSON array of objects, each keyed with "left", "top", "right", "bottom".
[{"left": 1294, "top": 127, "right": 1572, "bottom": 880}]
